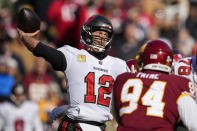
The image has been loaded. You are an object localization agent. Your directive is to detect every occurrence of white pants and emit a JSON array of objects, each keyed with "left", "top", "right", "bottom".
[{"left": 78, "top": 123, "right": 102, "bottom": 131}]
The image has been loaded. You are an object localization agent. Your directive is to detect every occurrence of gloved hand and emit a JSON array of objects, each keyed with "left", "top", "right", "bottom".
[{"left": 49, "top": 105, "right": 67, "bottom": 123}]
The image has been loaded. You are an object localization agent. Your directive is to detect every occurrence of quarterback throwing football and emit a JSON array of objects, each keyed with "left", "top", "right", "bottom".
[{"left": 18, "top": 14, "right": 128, "bottom": 131}]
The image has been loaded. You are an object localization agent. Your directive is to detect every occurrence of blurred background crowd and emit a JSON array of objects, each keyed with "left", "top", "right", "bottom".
[{"left": 0, "top": 0, "right": 197, "bottom": 130}]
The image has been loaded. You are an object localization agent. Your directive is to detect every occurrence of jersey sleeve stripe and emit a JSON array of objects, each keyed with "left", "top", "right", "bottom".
[{"left": 176, "top": 93, "right": 193, "bottom": 104}]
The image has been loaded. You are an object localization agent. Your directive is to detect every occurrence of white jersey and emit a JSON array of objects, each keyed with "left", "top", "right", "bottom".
[
  {"left": 58, "top": 45, "right": 128, "bottom": 123},
  {"left": 0, "top": 101, "right": 43, "bottom": 131},
  {"left": 173, "top": 56, "right": 197, "bottom": 101},
  {"left": 173, "top": 56, "right": 197, "bottom": 130}
]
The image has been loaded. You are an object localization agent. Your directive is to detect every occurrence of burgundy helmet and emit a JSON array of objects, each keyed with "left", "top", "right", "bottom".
[{"left": 141, "top": 40, "right": 173, "bottom": 73}]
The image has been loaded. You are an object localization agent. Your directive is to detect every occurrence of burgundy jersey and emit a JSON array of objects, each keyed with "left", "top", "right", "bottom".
[
  {"left": 113, "top": 70, "right": 195, "bottom": 131},
  {"left": 126, "top": 59, "right": 137, "bottom": 73}
]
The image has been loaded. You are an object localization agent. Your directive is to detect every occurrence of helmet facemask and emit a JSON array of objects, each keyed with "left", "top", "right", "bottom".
[
  {"left": 81, "top": 25, "right": 112, "bottom": 52},
  {"left": 136, "top": 43, "right": 148, "bottom": 72},
  {"left": 91, "top": 30, "right": 110, "bottom": 52},
  {"left": 80, "top": 15, "right": 113, "bottom": 52}
]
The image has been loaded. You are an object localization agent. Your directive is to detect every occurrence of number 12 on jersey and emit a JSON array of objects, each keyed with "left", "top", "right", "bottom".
[
  {"left": 84, "top": 72, "right": 114, "bottom": 107},
  {"left": 120, "top": 79, "right": 166, "bottom": 118}
]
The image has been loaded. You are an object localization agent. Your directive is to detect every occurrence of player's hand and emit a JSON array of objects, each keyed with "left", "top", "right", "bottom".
[
  {"left": 49, "top": 106, "right": 67, "bottom": 123},
  {"left": 17, "top": 28, "right": 40, "bottom": 38},
  {"left": 17, "top": 28, "right": 40, "bottom": 51}
]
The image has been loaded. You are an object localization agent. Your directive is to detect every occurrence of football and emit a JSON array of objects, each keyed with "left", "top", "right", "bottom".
[{"left": 17, "top": 8, "right": 40, "bottom": 33}]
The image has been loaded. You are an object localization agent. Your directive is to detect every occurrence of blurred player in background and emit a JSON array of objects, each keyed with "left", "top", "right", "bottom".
[
  {"left": 113, "top": 40, "right": 197, "bottom": 131},
  {"left": 0, "top": 83, "right": 43, "bottom": 131},
  {"left": 18, "top": 14, "right": 128, "bottom": 131}
]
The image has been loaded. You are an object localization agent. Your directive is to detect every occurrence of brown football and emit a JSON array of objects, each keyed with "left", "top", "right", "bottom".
[{"left": 17, "top": 8, "right": 40, "bottom": 33}]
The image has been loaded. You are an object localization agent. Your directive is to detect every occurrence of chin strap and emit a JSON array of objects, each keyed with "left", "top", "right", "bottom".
[{"left": 88, "top": 44, "right": 105, "bottom": 52}]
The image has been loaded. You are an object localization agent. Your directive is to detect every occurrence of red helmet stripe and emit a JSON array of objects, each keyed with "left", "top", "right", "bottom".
[{"left": 84, "top": 15, "right": 96, "bottom": 25}]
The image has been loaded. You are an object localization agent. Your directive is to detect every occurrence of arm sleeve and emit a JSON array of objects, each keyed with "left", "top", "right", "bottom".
[
  {"left": 33, "top": 42, "right": 67, "bottom": 71},
  {"left": 177, "top": 95, "right": 197, "bottom": 131}
]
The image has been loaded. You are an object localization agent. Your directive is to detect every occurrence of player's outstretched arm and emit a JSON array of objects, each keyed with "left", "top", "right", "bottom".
[
  {"left": 16, "top": 8, "right": 66, "bottom": 71},
  {"left": 18, "top": 29, "right": 67, "bottom": 71},
  {"left": 17, "top": 8, "right": 41, "bottom": 51},
  {"left": 177, "top": 95, "right": 197, "bottom": 131},
  {"left": 17, "top": 28, "right": 40, "bottom": 51}
]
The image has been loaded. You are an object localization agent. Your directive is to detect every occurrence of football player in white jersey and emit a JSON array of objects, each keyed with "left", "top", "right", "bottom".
[
  {"left": 17, "top": 15, "right": 129, "bottom": 131},
  {"left": 173, "top": 55, "right": 197, "bottom": 102},
  {"left": 0, "top": 83, "right": 43, "bottom": 131},
  {"left": 169, "top": 51, "right": 197, "bottom": 131}
]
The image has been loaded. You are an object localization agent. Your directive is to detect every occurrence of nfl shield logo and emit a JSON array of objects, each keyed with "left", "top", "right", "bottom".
[{"left": 99, "top": 61, "right": 103, "bottom": 65}]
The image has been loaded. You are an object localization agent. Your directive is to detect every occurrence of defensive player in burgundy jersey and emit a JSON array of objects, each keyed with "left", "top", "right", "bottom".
[
  {"left": 17, "top": 15, "right": 128, "bottom": 131},
  {"left": 113, "top": 40, "right": 197, "bottom": 131},
  {"left": 0, "top": 83, "right": 43, "bottom": 131}
]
